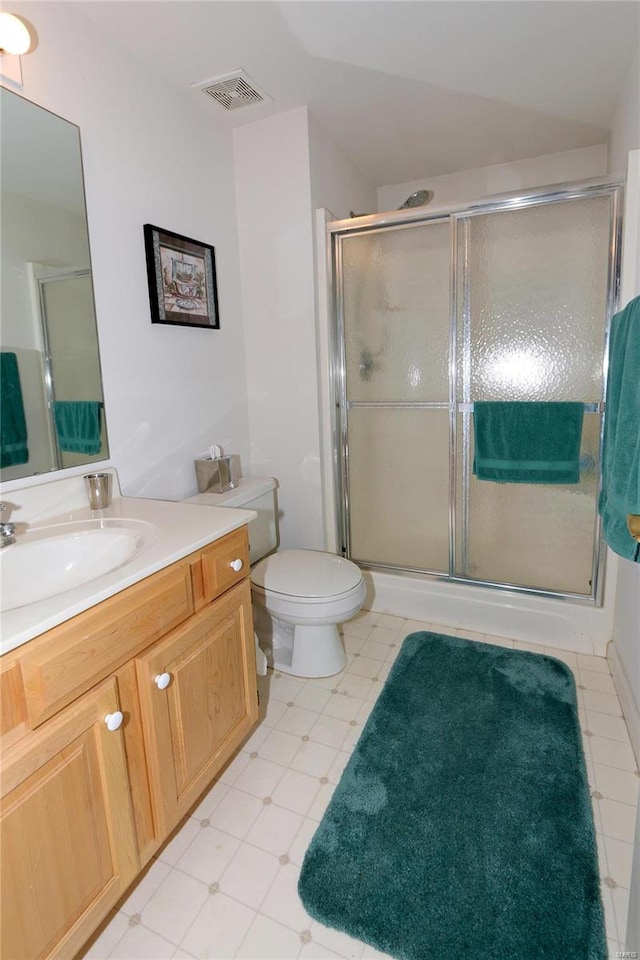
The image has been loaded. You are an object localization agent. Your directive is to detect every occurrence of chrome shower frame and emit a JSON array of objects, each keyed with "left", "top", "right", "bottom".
[{"left": 328, "top": 179, "right": 624, "bottom": 606}]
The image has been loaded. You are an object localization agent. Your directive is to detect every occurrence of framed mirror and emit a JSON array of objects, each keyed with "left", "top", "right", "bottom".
[{"left": 0, "top": 87, "right": 108, "bottom": 482}]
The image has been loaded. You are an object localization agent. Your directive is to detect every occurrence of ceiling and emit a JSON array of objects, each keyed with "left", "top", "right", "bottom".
[{"left": 77, "top": 1, "right": 639, "bottom": 187}]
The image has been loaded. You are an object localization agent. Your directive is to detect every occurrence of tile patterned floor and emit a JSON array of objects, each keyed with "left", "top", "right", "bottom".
[{"left": 83, "top": 612, "right": 639, "bottom": 960}]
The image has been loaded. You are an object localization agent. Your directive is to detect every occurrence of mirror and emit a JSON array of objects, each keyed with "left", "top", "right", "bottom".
[{"left": 0, "top": 87, "right": 108, "bottom": 482}]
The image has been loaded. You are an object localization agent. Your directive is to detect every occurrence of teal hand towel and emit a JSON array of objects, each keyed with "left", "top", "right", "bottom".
[
  {"left": 53, "top": 400, "right": 103, "bottom": 455},
  {"left": 1, "top": 352, "right": 29, "bottom": 468},
  {"left": 473, "top": 401, "right": 584, "bottom": 484},
  {"left": 599, "top": 296, "right": 640, "bottom": 562}
]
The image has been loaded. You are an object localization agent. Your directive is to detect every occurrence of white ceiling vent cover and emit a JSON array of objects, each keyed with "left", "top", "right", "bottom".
[{"left": 194, "top": 71, "right": 271, "bottom": 112}]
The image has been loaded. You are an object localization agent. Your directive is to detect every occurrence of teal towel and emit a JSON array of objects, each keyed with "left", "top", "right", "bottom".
[
  {"left": 599, "top": 296, "right": 640, "bottom": 562},
  {"left": 53, "top": 400, "right": 103, "bottom": 455},
  {"left": 473, "top": 401, "right": 584, "bottom": 484},
  {"left": 1, "top": 352, "right": 29, "bottom": 468}
]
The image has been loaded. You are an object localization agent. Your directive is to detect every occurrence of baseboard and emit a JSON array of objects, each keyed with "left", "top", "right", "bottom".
[{"left": 608, "top": 641, "right": 640, "bottom": 766}]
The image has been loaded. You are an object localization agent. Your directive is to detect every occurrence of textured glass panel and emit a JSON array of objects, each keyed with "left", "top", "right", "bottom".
[
  {"left": 342, "top": 222, "right": 450, "bottom": 402},
  {"left": 456, "top": 412, "right": 601, "bottom": 594},
  {"left": 348, "top": 408, "right": 449, "bottom": 571},
  {"left": 459, "top": 197, "right": 610, "bottom": 402}
]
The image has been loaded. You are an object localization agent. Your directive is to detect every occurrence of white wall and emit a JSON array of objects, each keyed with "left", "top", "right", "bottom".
[
  {"left": 234, "top": 108, "right": 322, "bottom": 549},
  {"left": 1, "top": 192, "right": 91, "bottom": 353},
  {"left": 378, "top": 144, "right": 608, "bottom": 213},
  {"left": 3, "top": 1, "right": 250, "bottom": 501},
  {"left": 609, "top": 52, "right": 640, "bottom": 178},
  {"left": 308, "top": 114, "right": 376, "bottom": 221},
  {"left": 234, "top": 107, "right": 376, "bottom": 550}
]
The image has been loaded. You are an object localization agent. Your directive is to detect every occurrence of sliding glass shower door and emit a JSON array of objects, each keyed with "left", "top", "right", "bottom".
[
  {"left": 454, "top": 196, "right": 612, "bottom": 595},
  {"left": 340, "top": 220, "right": 451, "bottom": 573},
  {"left": 334, "top": 183, "right": 622, "bottom": 601}
]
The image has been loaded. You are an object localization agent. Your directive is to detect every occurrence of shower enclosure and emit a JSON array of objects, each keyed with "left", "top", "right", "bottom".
[
  {"left": 37, "top": 269, "right": 105, "bottom": 470},
  {"left": 331, "top": 181, "right": 622, "bottom": 603}
]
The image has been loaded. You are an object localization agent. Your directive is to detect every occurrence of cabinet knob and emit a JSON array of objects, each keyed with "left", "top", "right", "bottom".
[
  {"left": 154, "top": 672, "right": 172, "bottom": 690},
  {"left": 230, "top": 558, "right": 243, "bottom": 572},
  {"left": 104, "top": 711, "right": 124, "bottom": 731}
]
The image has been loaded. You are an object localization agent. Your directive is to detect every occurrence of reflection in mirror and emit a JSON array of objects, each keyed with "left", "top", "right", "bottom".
[{"left": 0, "top": 87, "right": 108, "bottom": 482}]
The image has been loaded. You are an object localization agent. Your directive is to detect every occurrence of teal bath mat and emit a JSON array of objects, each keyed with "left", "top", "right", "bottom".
[{"left": 298, "top": 633, "right": 605, "bottom": 960}]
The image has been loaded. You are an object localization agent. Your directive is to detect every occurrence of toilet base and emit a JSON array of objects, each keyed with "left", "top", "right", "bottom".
[
  {"left": 254, "top": 606, "right": 347, "bottom": 678},
  {"left": 284, "top": 623, "right": 347, "bottom": 678}
]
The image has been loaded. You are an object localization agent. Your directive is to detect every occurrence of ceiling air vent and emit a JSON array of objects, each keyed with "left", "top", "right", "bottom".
[{"left": 194, "top": 71, "right": 271, "bottom": 112}]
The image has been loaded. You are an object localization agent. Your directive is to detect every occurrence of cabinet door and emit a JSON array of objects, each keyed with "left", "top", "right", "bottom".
[
  {"left": 0, "top": 678, "right": 138, "bottom": 960},
  {"left": 136, "top": 579, "right": 258, "bottom": 839}
]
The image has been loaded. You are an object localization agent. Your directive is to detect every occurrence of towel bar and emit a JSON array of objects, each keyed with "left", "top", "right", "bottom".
[
  {"left": 627, "top": 515, "right": 640, "bottom": 543},
  {"left": 457, "top": 402, "right": 604, "bottom": 413}
]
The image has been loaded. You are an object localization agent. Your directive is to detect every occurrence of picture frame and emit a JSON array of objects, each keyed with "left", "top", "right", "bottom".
[{"left": 143, "top": 224, "right": 220, "bottom": 329}]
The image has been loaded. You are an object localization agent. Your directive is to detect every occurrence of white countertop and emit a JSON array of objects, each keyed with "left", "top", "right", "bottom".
[{"left": 1, "top": 494, "right": 255, "bottom": 656}]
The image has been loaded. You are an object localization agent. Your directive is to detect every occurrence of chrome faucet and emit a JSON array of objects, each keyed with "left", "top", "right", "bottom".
[{"left": 0, "top": 503, "right": 16, "bottom": 548}]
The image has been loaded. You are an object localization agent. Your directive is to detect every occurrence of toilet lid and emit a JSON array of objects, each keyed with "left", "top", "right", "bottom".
[{"left": 251, "top": 549, "right": 362, "bottom": 599}]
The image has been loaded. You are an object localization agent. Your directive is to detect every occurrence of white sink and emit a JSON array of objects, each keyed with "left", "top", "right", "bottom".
[{"left": 0, "top": 519, "right": 158, "bottom": 612}]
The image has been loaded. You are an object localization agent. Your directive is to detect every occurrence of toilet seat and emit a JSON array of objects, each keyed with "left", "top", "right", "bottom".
[
  {"left": 251, "top": 549, "right": 362, "bottom": 600},
  {"left": 251, "top": 578, "right": 364, "bottom": 609}
]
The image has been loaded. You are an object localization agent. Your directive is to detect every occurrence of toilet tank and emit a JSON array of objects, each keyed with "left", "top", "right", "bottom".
[{"left": 185, "top": 477, "right": 279, "bottom": 564}]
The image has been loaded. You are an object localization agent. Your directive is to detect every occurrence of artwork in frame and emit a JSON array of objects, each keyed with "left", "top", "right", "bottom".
[{"left": 143, "top": 224, "right": 220, "bottom": 329}]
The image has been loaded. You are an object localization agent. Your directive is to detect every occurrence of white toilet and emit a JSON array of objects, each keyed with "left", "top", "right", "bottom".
[{"left": 186, "top": 478, "right": 365, "bottom": 677}]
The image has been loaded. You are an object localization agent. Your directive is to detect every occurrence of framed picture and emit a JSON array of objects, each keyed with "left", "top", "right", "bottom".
[{"left": 143, "top": 224, "right": 220, "bottom": 329}]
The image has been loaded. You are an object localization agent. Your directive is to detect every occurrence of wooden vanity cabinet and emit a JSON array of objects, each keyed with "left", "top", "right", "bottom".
[
  {"left": 0, "top": 678, "right": 138, "bottom": 960},
  {"left": 20, "top": 563, "right": 195, "bottom": 729},
  {"left": 0, "top": 525, "right": 257, "bottom": 960},
  {"left": 136, "top": 579, "right": 256, "bottom": 837}
]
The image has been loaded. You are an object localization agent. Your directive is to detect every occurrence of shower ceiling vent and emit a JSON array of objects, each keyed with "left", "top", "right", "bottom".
[{"left": 194, "top": 70, "right": 272, "bottom": 112}]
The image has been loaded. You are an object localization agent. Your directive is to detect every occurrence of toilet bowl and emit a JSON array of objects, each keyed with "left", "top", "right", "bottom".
[
  {"left": 185, "top": 478, "right": 365, "bottom": 677},
  {"left": 251, "top": 548, "right": 366, "bottom": 677}
]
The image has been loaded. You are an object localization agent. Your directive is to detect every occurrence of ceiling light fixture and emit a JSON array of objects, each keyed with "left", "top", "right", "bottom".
[{"left": 0, "top": 12, "right": 32, "bottom": 56}]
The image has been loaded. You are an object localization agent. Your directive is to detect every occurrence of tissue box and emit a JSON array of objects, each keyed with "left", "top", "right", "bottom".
[{"left": 194, "top": 455, "right": 241, "bottom": 494}]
